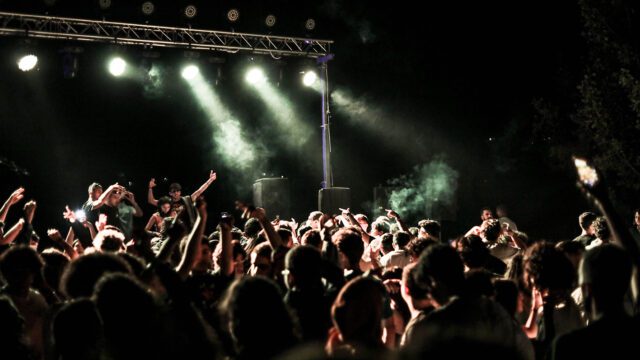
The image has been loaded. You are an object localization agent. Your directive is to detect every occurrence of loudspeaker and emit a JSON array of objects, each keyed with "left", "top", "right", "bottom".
[
  {"left": 253, "top": 178, "right": 290, "bottom": 218},
  {"left": 318, "top": 187, "right": 351, "bottom": 215}
]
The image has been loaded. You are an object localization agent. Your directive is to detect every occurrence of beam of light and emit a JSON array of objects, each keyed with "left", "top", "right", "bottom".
[
  {"left": 250, "top": 79, "right": 312, "bottom": 149},
  {"left": 181, "top": 64, "right": 199, "bottom": 80},
  {"left": 184, "top": 72, "right": 257, "bottom": 172},
  {"left": 108, "top": 57, "right": 127, "bottom": 77},
  {"left": 246, "top": 67, "right": 267, "bottom": 85},
  {"left": 303, "top": 71, "right": 318, "bottom": 87},
  {"left": 17, "top": 55, "right": 38, "bottom": 71}
]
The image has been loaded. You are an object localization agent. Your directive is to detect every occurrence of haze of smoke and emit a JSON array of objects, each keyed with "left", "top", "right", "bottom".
[
  {"left": 142, "top": 65, "right": 164, "bottom": 99},
  {"left": 387, "top": 157, "right": 459, "bottom": 220}
]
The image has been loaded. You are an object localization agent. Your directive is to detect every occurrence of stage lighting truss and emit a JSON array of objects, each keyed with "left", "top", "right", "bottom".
[
  {"left": 227, "top": 9, "right": 240, "bottom": 22},
  {"left": 265, "top": 15, "right": 276, "bottom": 28},
  {"left": 184, "top": 5, "right": 197, "bottom": 19},
  {"left": 141, "top": 2, "right": 155, "bottom": 16},
  {"left": 0, "top": 12, "right": 332, "bottom": 58}
]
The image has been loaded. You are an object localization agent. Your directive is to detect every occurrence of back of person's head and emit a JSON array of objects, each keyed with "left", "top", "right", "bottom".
[
  {"left": 300, "top": 229, "right": 322, "bottom": 249},
  {"left": 41, "top": 249, "right": 70, "bottom": 293},
  {"left": 278, "top": 228, "right": 293, "bottom": 247},
  {"left": 578, "top": 212, "right": 598, "bottom": 232},
  {"left": 285, "top": 245, "right": 322, "bottom": 290},
  {"left": 243, "top": 217, "right": 262, "bottom": 240},
  {"left": 492, "top": 279, "right": 518, "bottom": 318},
  {"left": 458, "top": 235, "right": 490, "bottom": 269},
  {"left": 523, "top": 241, "right": 575, "bottom": 292},
  {"left": 371, "top": 220, "right": 390, "bottom": 234},
  {"left": 61, "top": 252, "right": 132, "bottom": 299},
  {"left": 393, "top": 231, "right": 411, "bottom": 249},
  {"left": 580, "top": 244, "right": 632, "bottom": 312},
  {"left": 592, "top": 216, "right": 610, "bottom": 240},
  {"left": 93, "top": 229, "right": 125, "bottom": 252},
  {"left": 403, "top": 263, "right": 428, "bottom": 300},
  {"left": 380, "top": 233, "right": 394, "bottom": 254},
  {"left": 406, "top": 237, "right": 437, "bottom": 261},
  {"left": 52, "top": 298, "right": 104, "bottom": 360},
  {"left": 332, "top": 228, "right": 364, "bottom": 269},
  {"left": 0, "top": 245, "right": 43, "bottom": 288},
  {"left": 308, "top": 211, "right": 323, "bottom": 222},
  {"left": 464, "top": 269, "right": 495, "bottom": 298},
  {"left": 0, "top": 295, "right": 30, "bottom": 359},
  {"left": 220, "top": 276, "right": 298, "bottom": 358},
  {"left": 157, "top": 196, "right": 172, "bottom": 210},
  {"left": 481, "top": 219, "right": 502, "bottom": 243},
  {"left": 418, "top": 219, "right": 441, "bottom": 239},
  {"left": 414, "top": 244, "right": 465, "bottom": 305},
  {"left": 331, "top": 276, "right": 385, "bottom": 350},
  {"left": 117, "top": 252, "right": 147, "bottom": 279}
]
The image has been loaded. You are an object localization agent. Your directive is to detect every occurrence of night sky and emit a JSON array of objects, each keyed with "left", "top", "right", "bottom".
[{"left": 0, "top": 1, "right": 595, "bottom": 240}]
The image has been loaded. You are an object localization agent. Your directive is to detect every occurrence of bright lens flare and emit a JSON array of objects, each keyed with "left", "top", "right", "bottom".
[
  {"left": 181, "top": 65, "right": 199, "bottom": 80},
  {"left": 18, "top": 55, "right": 38, "bottom": 71},
  {"left": 246, "top": 68, "right": 266, "bottom": 85},
  {"left": 75, "top": 210, "right": 87, "bottom": 222},
  {"left": 303, "top": 71, "right": 318, "bottom": 87},
  {"left": 109, "top": 57, "right": 127, "bottom": 77}
]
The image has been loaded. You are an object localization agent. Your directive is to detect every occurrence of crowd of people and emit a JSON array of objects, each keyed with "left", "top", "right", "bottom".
[{"left": 0, "top": 172, "right": 639, "bottom": 360}]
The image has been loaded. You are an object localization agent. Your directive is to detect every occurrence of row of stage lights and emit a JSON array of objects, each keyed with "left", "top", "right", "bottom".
[{"left": 16, "top": 54, "right": 320, "bottom": 87}]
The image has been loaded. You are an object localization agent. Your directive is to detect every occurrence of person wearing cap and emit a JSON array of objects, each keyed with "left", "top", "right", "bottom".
[{"left": 147, "top": 171, "right": 217, "bottom": 229}]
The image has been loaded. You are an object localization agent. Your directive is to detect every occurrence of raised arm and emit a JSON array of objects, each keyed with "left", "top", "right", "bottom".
[
  {"left": 91, "top": 184, "right": 124, "bottom": 210},
  {"left": 123, "top": 191, "right": 143, "bottom": 217},
  {"left": 147, "top": 178, "right": 159, "bottom": 207},
  {"left": 0, "top": 188, "right": 24, "bottom": 223},
  {"left": 48, "top": 228, "right": 78, "bottom": 260},
  {"left": 251, "top": 207, "right": 284, "bottom": 249},
  {"left": 342, "top": 208, "right": 371, "bottom": 244},
  {"left": 190, "top": 171, "right": 217, "bottom": 201},
  {"left": 1, "top": 219, "right": 24, "bottom": 245},
  {"left": 386, "top": 209, "right": 410, "bottom": 233},
  {"left": 176, "top": 200, "right": 207, "bottom": 280},
  {"left": 219, "top": 217, "right": 234, "bottom": 277}
]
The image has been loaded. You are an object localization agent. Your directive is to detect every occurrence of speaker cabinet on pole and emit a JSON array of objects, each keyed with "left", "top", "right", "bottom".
[
  {"left": 253, "top": 178, "right": 290, "bottom": 219},
  {"left": 318, "top": 187, "right": 351, "bottom": 215}
]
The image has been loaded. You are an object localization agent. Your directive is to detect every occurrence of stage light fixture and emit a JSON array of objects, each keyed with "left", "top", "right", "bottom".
[
  {"left": 98, "top": 0, "right": 112, "bottom": 10},
  {"left": 303, "top": 71, "right": 318, "bottom": 87},
  {"left": 141, "top": 2, "right": 155, "bottom": 16},
  {"left": 181, "top": 65, "right": 199, "bottom": 80},
  {"left": 17, "top": 55, "right": 38, "bottom": 72},
  {"left": 227, "top": 9, "right": 239, "bottom": 22},
  {"left": 305, "top": 18, "right": 316, "bottom": 31},
  {"left": 108, "top": 57, "right": 126, "bottom": 77},
  {"left": 75, "top": 210, "right": 86, "bottom": 222},
  {"left": 246, "top": 68, "right": 266, "bottom": 85},
  {"left": 184, "top": 5, "right": 197, "bottom": 19},
  {"left": 265, "top": 15, "right": 276, "bottom": 27}
]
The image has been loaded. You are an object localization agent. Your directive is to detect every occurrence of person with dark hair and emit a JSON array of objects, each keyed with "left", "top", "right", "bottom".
[
  {"left": 456, "top": 235, "right": 507, "bottom": 276},
  {"left": 331, "top": 228, "right": 365, "bottom": 281},
  {"left": 480, "top": 219, "right": 521, "bottom": 266},
  {"left": 283, "top": 245, "right": 333, "bottom": 343},
  {"left": 380, "top": 231, "right": 412, "bottom": 269},
  {"left": 81, "top": 182, "right": 103, "bottom": 225},
  {"left": 555, "top": 240, "right": 585, "bottom": 271},
  {"left": 60, "top": 252, "right": 132, "bottom": 299},
  {"left": 52, "top": 298, "right": 104, "bottom": 360},
  {"left": 572, "top": 212, "right": 598, "bottom": 247},
  {"left": 586, "top": 216, "right": 611, "bottom": 250},
  {"left": 242, "top": 217, "right": 262, "bottom": 248},
  {"left": 407, "top": 244, "right": 533, "bottom": 359},
  {"left": 406, "top": 237, "right": 437, "bottom": 262},
  {"left": 480, "top": 207, "right": 494, "bottom": 221},
  {"left": 326, "top": 276, "right": 387, "bottom": 357},
  {"left": 93, "top": 273, "right": 167, "bottom": 360},
  {"left": 492, "top": 279, "right": 519, "bottom": 319},
  {"left": 145, "top": 196, "right": 174, "bottom": 236},
  {"left": 92, "top": 228, "right": 126, "bottom": 252},
  {"left": 40, "top": 249, "right": 70, "bottom": 298},
  {"left": 400, "top": 263, "right": 434, "bottom": 346},
  {"left": 300, "top": 229, "right": 322, "bottom": 250},
  {"left": 522, "top": 242, "right": 583, "bottom": 347},
  {"left": 0, "top": 246, "right": 49, "bottom": 358},
  {"left": 220, "top": 276, "right": 299, "bottom": 359},
  {"left": 552, "top": 245, "right": 639, "bottom": 359},
  {"left": 417, "top": 219, "right": 441, "bottom": 242},
  {"left": 248, "top": 242, "right": 273, "bottom": 277},
  {"left": 0, "top": 295, "right": 31, "bottom": 360}
]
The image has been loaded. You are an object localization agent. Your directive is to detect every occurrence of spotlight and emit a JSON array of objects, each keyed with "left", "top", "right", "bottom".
[
  {"left": 303, "top": 71, "right": 318, "bottom": 87},
  {"left": 141, "top": 1, "right": 155, "bottom": 16},
  {"left": 17, "top": 55, "right": 38, "bottom": 72},
  {"left": 181, "top": 65, "right": 199, "bottom": 80},
  {"left": 75, "top": 210, "right": 86, "bottom": 222},
  {"left": 98, "top": 0, "right": 111, "bottom": 10},
  {"left": 305, "top": 18, "right": 316, "bottom": 31},
  {"left": 265, "top": 15, "right": 276, "bottom": 27},
  {"left": 246, "top": 68, "right": 266, "bottom": 85},
  {"left": 184, "top": 5, "right": 197, "bottom": 19},
  {"left": 108, "top": 57, "right": 126, "bottom": 77},
  {"left": 227, "top": 9, "right": 240, "bottom": 22}
]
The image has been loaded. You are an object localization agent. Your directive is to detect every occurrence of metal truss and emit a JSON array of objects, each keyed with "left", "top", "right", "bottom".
[{"left": 0, "top": 11, "right": 333, "bottom": 58}]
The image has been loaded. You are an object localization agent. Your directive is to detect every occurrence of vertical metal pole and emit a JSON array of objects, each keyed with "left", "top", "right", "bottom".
[{"left": 320, "top": 61, "right": 333, "bottom": 189}]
